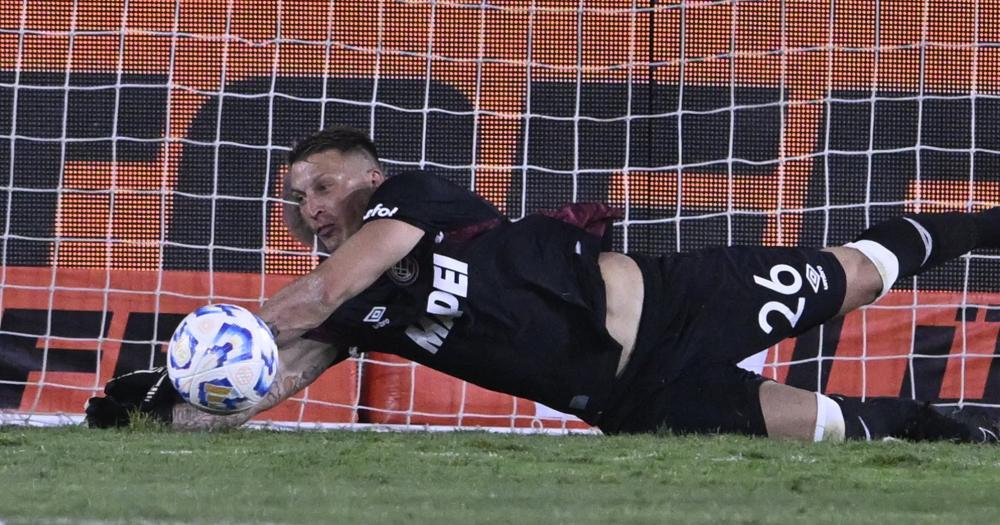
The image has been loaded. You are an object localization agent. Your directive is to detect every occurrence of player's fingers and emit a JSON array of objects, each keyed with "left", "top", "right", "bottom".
[{"left": 84, "top": 396, "right": 129, "bottom": 429}]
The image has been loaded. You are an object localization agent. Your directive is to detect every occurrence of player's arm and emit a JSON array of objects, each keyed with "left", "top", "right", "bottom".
[
  {"left": 85, "top": 336, "right": 348, "bottom": 429},
  {"left": 170, "top": 336, "right": 347, "bottom": 430},
  {"left": 258, "top": 218, "right": 423, "bottom": 346}
]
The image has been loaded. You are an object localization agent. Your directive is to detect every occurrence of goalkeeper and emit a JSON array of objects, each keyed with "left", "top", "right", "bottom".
[{"left": 88, "top": 126, "right": 1000, "bottom": 442}]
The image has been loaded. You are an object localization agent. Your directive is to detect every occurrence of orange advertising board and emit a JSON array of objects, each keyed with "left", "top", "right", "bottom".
[
  {"left": 0, "top": 266, "right": 358, "bottom": 423},
  {"left": 3, "top": 1, "right": 1000, "bottom": 426}
]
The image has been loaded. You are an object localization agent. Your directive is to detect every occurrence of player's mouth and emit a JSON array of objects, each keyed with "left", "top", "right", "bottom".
[{"left": 316, "top": 224, "right": 337, "bottom": 238}]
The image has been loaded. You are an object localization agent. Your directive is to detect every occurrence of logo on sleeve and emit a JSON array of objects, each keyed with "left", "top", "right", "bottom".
[
  {"left": 363, "top": 306, "right": 386, "bottom": 323},
  {"left": 363, "top": 306, "right": 391, "bottom": 329},
  {"left": 806, "top": 264, "right": 829, "bottom": 293},
  {"left": 364, "top": 203, "right": 399, "bottom": 220}
]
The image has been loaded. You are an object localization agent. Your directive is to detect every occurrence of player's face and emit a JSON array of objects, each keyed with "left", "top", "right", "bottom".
[{"left": 286, "top": 149, "right": 384, "bottom": 252}]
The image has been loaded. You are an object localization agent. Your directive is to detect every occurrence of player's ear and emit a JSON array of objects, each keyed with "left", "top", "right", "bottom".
[{"left": 369, "top": 168, "right": 385, "bottom": 187}]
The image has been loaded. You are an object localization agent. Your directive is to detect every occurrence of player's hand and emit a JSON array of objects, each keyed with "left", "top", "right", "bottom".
[{"left": 84, "top": 367, "right": 179, "bottom": 428}]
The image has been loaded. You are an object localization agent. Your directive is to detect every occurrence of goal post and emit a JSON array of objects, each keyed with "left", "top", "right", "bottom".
[{"left": 2, "top": 0, "right": 1000, "bottom": 429}]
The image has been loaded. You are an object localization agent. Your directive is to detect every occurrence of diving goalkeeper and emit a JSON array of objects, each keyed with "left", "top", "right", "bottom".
[{"left": 87, "top": 126, "right": 1000, "bottom": 442}]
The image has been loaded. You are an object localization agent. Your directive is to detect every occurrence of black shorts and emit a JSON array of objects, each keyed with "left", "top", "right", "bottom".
[{"left": 597, "top": 246, "right": 848, "bottom": 435}]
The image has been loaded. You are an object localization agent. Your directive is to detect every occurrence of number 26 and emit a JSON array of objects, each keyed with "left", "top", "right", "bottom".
[{"left": 753, "top": 264, "right": 805, "bottom": 334}]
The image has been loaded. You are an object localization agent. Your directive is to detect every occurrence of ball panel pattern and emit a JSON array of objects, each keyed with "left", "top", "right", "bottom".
[{"left": 166, "top": 304, "right": 279, "bottom": 414}]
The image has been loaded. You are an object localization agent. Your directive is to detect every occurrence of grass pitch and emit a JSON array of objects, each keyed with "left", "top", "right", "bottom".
[{"left": 0, "top": 425, "right": 998, "bottom": 524}]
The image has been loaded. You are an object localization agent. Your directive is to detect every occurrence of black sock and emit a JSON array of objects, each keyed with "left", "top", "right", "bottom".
[
  {"left": 851, "top": 211, "right": 986, "bottom": 284},
  {"left": 971, "top": 207, "right": 1000, "bottom": 249},
  {"left": 829, "top": 395, "right": 996, "bottom": 443}
]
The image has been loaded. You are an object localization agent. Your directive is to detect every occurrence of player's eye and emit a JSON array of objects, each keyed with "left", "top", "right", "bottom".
[{"left": 290, "top": 193, "right": 305, "bottom": 205}]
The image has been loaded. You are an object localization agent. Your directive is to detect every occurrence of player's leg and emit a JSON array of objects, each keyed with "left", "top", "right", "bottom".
[
  {"left": 754, "top": 375, "right": 997, "bottom": 442},
  {"left": 767, "top": 209, "right": 1000, "bottom": 441},
  {"left": 729, "top": 208, "right": 1000, "bottom": 438},
  {"left": 834, "top": 208, "right": 1000, "bottom": 313},
  {"left": 642, "top": 364, "right": 838, "bottom": 441},
  {"left": 822, "top": 246, "right": 881, "bottom": 315},
  {"left": 615, "top": 233, "right": 1000, "bottom": 441},
  {"left": 826, "top": 396, "right": 998, "bottom": 442},
  {"left": 757, "top": 381, "right": 830, "bottom": 440}
]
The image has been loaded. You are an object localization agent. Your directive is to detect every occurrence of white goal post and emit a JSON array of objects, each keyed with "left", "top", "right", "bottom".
[{"left": 2, "top": 0, "right": 1000, "bottom": 429}]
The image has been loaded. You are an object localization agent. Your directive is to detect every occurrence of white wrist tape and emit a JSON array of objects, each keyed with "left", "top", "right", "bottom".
[{"left": 814, "top": 392, "right": 846, "bottom": 442}]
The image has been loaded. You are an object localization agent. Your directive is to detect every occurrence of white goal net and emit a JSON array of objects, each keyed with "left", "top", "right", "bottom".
[{"left": 2, "top": 0, "right": 1000, "bottom": 429}]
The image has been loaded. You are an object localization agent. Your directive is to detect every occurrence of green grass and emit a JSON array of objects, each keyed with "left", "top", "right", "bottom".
[{"left": 1, "top": 426, "right": 998, "bottom": 524}]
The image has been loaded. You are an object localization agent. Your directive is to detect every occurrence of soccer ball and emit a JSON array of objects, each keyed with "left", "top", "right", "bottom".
[{"left": 167, "top": 304, "right": 279, "bottom": 414}]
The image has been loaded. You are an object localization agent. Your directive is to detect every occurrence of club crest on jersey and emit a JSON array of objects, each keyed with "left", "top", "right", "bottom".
[
  {"left": 364, "top": 202, "right": 398, "bottom": 220},
  {"left": 388, "top": 255, "right": 419, "bottom": 286}
]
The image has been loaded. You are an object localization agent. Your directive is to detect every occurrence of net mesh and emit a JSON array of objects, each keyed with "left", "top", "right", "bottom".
[{"left": 2, "top": 0, "right": 1000, "bottom": 428}]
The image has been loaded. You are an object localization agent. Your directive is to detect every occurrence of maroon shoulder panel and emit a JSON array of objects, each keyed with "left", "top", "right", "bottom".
[{"left": 444, "top": 203, "right": 623, "bottom": 244}]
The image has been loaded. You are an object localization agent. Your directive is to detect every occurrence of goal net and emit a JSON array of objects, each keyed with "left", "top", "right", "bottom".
[{"left": 3, "top": 0, "right": 1000, "bottom": 429}]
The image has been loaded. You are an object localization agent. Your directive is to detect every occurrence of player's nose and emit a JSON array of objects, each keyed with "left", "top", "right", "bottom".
[{"left": 303, "top": 197, "right": 326, "bottom": 220}]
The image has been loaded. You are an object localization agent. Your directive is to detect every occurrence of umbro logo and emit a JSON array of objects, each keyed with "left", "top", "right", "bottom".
[
  {"left": 363, "top": 306, "right": 391, "bottom": 329},
  {"left": 806, "top": 264, "right": 829, "bottom": 293},
  {"left": 363, "top": 307, "right": 386, "bottom": 323}
]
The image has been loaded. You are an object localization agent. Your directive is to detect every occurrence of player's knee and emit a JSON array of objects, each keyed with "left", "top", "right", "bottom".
[
  {"left": 840, "top": 241, "right": 897, "bottom": 294},
  {"left": 824, "top": 246, "right": 883, "bottom": 312},
  {"left": 813, "top": 392, "right": 846, "bottom": 442}
]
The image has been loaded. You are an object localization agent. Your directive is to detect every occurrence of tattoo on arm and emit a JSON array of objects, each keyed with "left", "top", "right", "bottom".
[{"left": 171, "top": 361, "right": 328, "bottom": 430}]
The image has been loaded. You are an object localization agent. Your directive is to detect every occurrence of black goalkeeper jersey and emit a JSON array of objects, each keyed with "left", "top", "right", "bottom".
[{"left": 311, "top": 171, "right": 624, "bottom": 424}]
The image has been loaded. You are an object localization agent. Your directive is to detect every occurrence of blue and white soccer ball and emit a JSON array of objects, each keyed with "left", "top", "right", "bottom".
[{"left": 166, "top": 304, "right": 279, "bottom": 414}]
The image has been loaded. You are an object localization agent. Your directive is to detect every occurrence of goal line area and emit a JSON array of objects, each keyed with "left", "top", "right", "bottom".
[{"left": 3, "top": 1, "right": 1000, "bottom": 429}]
